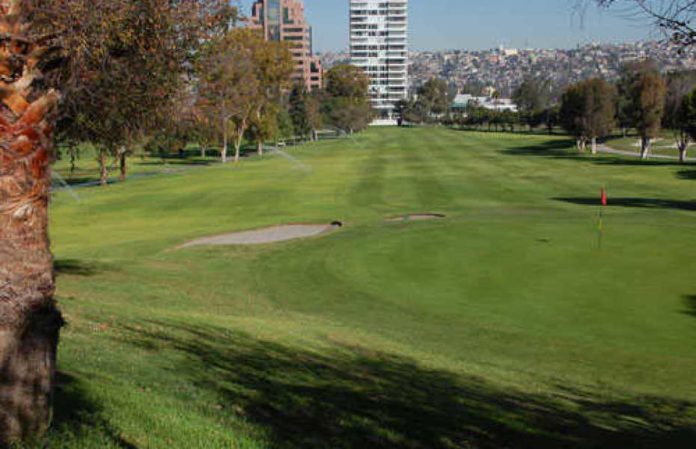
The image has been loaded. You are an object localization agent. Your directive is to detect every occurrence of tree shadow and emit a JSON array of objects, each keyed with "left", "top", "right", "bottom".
[
  {"left": 135, "top": 159, "right": 213, "bottom": 167},
  {"left": 502, "top": 140, "right": 695, "bottom": 167},
  {"left": 500, "top": 139, "right": 579, "bottom": 160},
  {"left": 677, "top": 170, "right": 696, "bottom": 180},
  {"left": 27, "top": 372, "right": 140, "bottom": 449},
  {"left": 54, "top": 260, "right": 107, "bottom": 278},
  {"left": 555, "top": 197, "right": 696, "bottom": 212},
  {"left": 116, "top": 321, "right": 696, "bottom": 449},
  {"left": 683, "top": 296, "right": 696, "bottom": 318}
]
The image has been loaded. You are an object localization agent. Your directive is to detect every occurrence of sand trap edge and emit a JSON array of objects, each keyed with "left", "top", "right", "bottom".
[{"left": 179, "top": 222, "right": 343, "bottom": 248}]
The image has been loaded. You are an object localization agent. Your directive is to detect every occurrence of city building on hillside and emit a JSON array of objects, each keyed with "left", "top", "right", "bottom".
[
  {"left": 452, "top": 94, "right": 518, "bottom": 113},
  {"left": 350, "top": 0, "right": 409, "bottom": 122},
  {"left": 249, "top": 0, "right": 323, "bottom": 91}
]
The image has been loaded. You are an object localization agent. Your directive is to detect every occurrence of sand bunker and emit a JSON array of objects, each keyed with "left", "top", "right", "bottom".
[
  {"left": 386, "top": 213, "right": 446, "bottom": 223},
  {"left": 181, "top": 222, "right": 342, "bottom": 248}
]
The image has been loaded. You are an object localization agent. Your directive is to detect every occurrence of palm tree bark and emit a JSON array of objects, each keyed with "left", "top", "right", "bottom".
[{"left": 0, "top": 0, "right": 64, "bottom": 444}]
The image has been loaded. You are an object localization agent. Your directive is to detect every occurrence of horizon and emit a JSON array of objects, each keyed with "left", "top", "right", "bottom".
[{"left": 246, "top": 0, "right": 660, "bottom": 53}]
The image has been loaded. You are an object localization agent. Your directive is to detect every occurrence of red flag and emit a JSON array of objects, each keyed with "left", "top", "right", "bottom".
[{"left": 601, "top": 188, "right": 608, "bottom": 206}]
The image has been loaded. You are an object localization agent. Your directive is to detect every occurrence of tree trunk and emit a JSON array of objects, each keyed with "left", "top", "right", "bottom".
[
  {"left": 591, "top": 137, "right": 597, "bottom": 155},
  {"left": 69, "top": 146, "right": 78, "bottom": 176},
  {"left": 201, "top": 145, "right": 206, "bottom": 159},
  {"left": 640, "top": 137, "right": 651, "bottom": 160},
  {"left": 99, "top": 150, "right": 109, "bottom": 186},
  {"left": 257, "top": 141, "right": 263, "bottom": 157},
  {"left": 234, "top": 135, "right": 243, "bottom": 163},
  {"left": 222, "top": 131, "right": 228, "bottom": 164},
  {"left": 679, "top": 142, "right": 688, "bottom": 164},
  {"left": 576, "top": 138, "right": 586, "bottom": 153},
  {"left": 119, "top": 150, "right": 127, "bottom": 183},
  {"left": 234, "top": 120, "right": 246, "bottom": 164},
  {"left": 0, "top": 9, "right": 64, "bottom": 438}
]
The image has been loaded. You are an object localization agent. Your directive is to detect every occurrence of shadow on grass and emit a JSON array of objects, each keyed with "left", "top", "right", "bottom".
[
  {"left": 503, "top": 140, "right": 695, "bottom": 167},
  {"left": 555, "top": 197, "right": 696, "bottom": 212},
  {"left": 135, "top": 159, "right": 213, "bottom": 167},
  {"left": 54, "top": 260, "right": 107, "bottom": 277},
  {"left": 36, "top": 372, "right": 139, "bottom": 449},
  {"left": 51, "top": 176, "right": 96, "bottom": 187},
  {"left": 683, "top": 296, "right": 696, "bottom": 318},
  {"left": 677, "top": 170, "right": 696, "bottom": 180},
  {"left": 116, "top": 321, "right": 696, "bottom": 449}
]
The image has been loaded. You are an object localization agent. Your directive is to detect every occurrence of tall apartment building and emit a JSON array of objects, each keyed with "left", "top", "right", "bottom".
[
  {"left": 350, "top": 0, "right": 408, "bottom": 120},
  {"left": 249, "top": 0, "right": 323, "bottom": 91}
]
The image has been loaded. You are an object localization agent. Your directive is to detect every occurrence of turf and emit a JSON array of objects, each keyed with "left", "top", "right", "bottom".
[{"left": 38, "top": 127, "right": 696, "bottom": 448}]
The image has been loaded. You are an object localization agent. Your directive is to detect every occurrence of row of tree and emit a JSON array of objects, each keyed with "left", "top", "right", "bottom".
[
  {"left": 414, "top": 62, "right": 696, "bottom": 163},
  {"left": 64, "top": 27, "right": 374, "bottom": 183},
  {"left": 559, "top": 62, "right": 696, "bottom": 162}
]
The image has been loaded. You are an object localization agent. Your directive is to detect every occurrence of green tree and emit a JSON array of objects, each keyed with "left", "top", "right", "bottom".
[
  {"left": 560, "top": 84, "right": 587, "bottom": 151},
  {"left": 289, "top": 84, "right": 313, "bottom": 138},
  {"left": 631, "top": 71, "right": 667, "bottom": 159},
  {"left": 323, "top": 65, "right": 373, "bottom": 133},
  {"left": 249, "top": 38, "right": 294, "bottom": 155},
  {"left": 664, "top": 71, "right": 696, "bottom": 162},
  {"left": 584, "top": 78, "right": 617, "bottom": 154},
  {"left": 416, "top": 78, "right": 452, "bottom": 120},
  {"left": 512, "top": 77, "right": 551, "bottom": 130},
  {"left": 675, "top": 88, "right": 696, "bottom": 162},
  {"left": 615, "top": 60, "right": 659, "bottom": 137},
  {"left": 560, "top": 79, "right": 616, "bottom": 153},
  {"left": 276, "top": 107, "right": 295, "bottom": 142},
  {"left": 247, "top": 102, "right": 280, "bottom": 155},
  {"left": 198, "top": 28, "right": 292, "bottom": 162}
]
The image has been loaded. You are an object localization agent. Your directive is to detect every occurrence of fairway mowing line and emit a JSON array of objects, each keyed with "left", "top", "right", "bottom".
[{"left": 177, "top": 222, "right": 344, "bottom": 248}]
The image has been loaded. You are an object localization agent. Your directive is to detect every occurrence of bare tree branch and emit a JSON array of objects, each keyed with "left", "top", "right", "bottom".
[{"left": 577, "top": 0, "right": 696, "bottom": 46}]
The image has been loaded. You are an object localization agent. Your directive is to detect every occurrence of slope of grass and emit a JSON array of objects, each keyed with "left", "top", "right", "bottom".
[{"left": 40, "top": 127, "right": 696, "bottom": 448}]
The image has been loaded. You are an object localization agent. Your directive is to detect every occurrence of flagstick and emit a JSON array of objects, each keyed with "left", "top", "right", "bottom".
[{"left": 597, "top": 207, "right": 603, "bottom": 250}]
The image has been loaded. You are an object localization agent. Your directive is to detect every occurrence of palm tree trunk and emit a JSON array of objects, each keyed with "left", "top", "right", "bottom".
[{"left": 0, "top": 2, "right": 64, "bottom": 440}]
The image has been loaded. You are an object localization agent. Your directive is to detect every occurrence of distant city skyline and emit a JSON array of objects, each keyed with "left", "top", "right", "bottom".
[{"left": 239, "top": 0, "right": 658, "bottom": 53}]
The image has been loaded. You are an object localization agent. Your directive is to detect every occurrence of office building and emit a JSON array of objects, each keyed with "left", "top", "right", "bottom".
[
  {"left": 350, "top": 0, "right": 409, "bottom": 120},
  {"left": 250, "top": 0, "right": 323, "bottom": 91}
]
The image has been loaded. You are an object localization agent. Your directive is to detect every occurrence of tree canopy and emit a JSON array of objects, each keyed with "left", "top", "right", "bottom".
[{"left": 323, "top": 65, "right": 373, "bottom": 133}]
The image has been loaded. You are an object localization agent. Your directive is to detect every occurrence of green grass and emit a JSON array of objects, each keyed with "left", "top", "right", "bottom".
[{"left": 40, "top": 127, "right": 696, "bottom": 448}]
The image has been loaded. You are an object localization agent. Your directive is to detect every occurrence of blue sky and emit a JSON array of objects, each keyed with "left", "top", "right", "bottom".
[{"left": 241, "top": 0, "right": 659, "bottom": 52}]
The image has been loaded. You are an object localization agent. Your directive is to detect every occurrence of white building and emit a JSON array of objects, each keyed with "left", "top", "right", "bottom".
[
  {"left": 349, "top": 0, "right": 408, "bottom": 121},
  {"left": 452, "top": 94, "right": 519, "bottom": 113}
]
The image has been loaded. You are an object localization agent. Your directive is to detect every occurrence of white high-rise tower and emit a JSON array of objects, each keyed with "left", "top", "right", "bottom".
[{"left": 349, "top": 0, "right": 408, "bottom": 121}]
